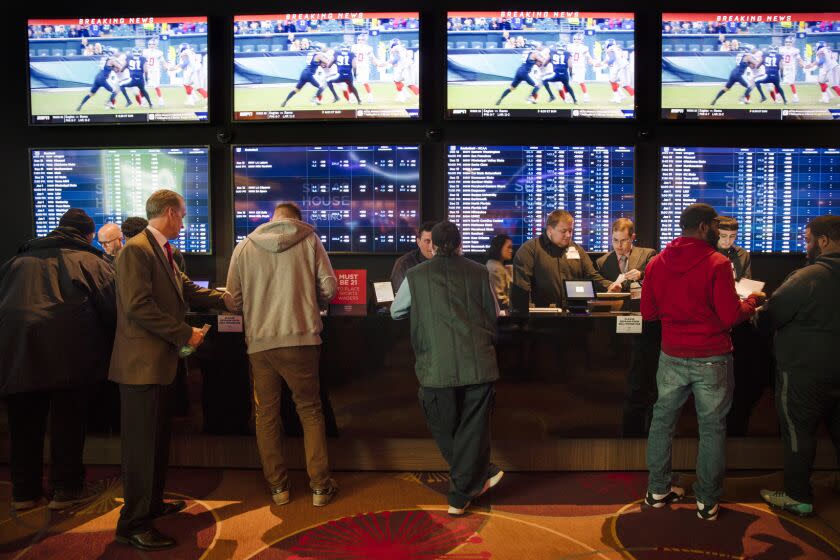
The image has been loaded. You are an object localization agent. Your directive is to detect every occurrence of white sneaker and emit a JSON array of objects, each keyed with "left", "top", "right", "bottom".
[
  {"left": 366, "top": 94, "right": 375, "bottom": 103},
  {"left": 157, "top": 99, "right": 166, "bottom": 107},
  {"left": 448, "top": 500, "right": 470, "bottom": 516},
  {"left": 582, "top": 93, "right": 591, "bottom": 102},
  {"left": 477, "top": 470, "right": 504, "bottom": 497},
  {"left": 185, "top": 96, "right": 196, "bottom": 106},
  {"left": 792, "top": 94, "right": 799, "bottom": 102},
  {"left": 696, "top": 501, "right": 719, "bottom": 521}
]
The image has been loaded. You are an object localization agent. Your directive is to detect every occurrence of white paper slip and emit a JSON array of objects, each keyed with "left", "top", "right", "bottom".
[
  {"left": 735, "top": 278, "right": 765, "bottom": 299},
  {"left": 616, "top": 315, "right": 643, "bottom": 333},
  {"left": 373, "top": 281, "right": 395, "bottom": 303},
  {"left": 566, "top": 248, "right": 581, "bottom": 260},
  {"left": 217, "top": 314, "right": 243, "bottom": 333}
]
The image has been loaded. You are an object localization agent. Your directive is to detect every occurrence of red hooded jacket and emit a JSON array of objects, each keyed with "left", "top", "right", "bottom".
[{"left": 641, "top": 237, "right": 758, "bottom": 358}]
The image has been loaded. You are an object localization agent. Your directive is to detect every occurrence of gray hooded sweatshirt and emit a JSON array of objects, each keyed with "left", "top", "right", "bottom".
[{"left": 225, "top": 219, "right": 337, "bottom": 353}]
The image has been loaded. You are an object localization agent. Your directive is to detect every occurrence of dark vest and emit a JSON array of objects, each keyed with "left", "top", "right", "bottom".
[{"left": 406, "top": 255, "right": 499, "bottom": 388}]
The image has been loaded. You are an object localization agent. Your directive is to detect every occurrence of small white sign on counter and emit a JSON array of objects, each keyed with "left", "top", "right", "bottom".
[
  {"left": 218, "top": 314, "right": 243, "bottom": 333},
  {"left": 616, "top": 315, "right": 643, "bottom": 334}
]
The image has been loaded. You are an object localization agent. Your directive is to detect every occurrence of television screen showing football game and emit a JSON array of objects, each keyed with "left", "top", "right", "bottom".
[
  {"left": 28, "top": 17, "right": 209, "bottom": 124},
  {"left": 660, "top": 147, "right": 838, "bottom": 253},
  {"left": 662, "top": 13, "right": 840, "bottom": 120},
  {"left": 447, "top": 145, "right": 635, "bottom": 252},
  {"left": 234, "top": 12, "right": 420, "bottom": 120},
  {"left": 233, "top": 145, "right": 420, "bottom": 253},
  {"left": 447, "top": 11, "right": 635, "bottom": 119},
  {"left": 30, "top": 147, "right": 211, "bottom": 254}
]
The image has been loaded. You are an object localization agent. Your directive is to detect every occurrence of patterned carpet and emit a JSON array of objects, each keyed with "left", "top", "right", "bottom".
[{"left": 1, "top": 467, "right": 839, "bottom": 559}]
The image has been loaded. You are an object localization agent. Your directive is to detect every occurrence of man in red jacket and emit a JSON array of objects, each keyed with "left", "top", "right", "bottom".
[{"left": 641, "top": 204, "right": 764, "bottom": 521}]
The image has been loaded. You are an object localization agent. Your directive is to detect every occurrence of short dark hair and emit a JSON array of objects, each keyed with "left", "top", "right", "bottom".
[
  {"left": 146, "top": 189, "right": 184, "bottom": 219},
  {"left": 431, "top": 221, "right": 461, "bottom": 257},
  {"left": 611, "top": 218, "right": 635, "bottom": 236},
  {"left": 717, "top": 216, "right": 739, "bottom": 231},
  {"left": 546, "top": 209, "right": 573, "bottom": 228},
  {"left": 417, "top": 220, "right": 436, "bottom": 237},
  {"left": 807, "top": 215, "right": 840, "bottom": 242},
  {"left": 121, "top": 216, "right": 149, "bottom": 239},
  {"left": 274, "top": 202, "right": 302, "bottom": 221},
  {"left": 679, "top": 203, "right": 718, "bottom": 232},
  {"left": 487, "top": 234, "right": 512, "bottom": 261}
]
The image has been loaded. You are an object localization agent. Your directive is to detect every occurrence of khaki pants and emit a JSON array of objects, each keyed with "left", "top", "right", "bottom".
[{"left": 249, "top": 345, "right": 330, "bottom": 491}]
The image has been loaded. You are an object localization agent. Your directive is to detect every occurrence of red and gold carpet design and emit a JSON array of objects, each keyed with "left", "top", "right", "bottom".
[{"left": 1, "top": 467, "right": 838, "bottom": 559}]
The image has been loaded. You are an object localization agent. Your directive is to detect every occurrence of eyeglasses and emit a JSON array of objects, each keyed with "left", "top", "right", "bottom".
[{"left": 98, "top": 237, "right": 121, "bottom": 245}]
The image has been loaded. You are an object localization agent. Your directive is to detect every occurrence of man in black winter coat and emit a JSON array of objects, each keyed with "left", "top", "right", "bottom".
[
  {"left": 757, "top": 215, "right": 840, "bottom": 516},
  {"left": 0, "top": 209, "right": 116, "bottom": 511}
]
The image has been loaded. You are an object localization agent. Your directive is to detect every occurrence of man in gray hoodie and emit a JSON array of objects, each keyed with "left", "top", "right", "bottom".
[{"left": 226, "top": 202, "right": 338, "bottom": 507}]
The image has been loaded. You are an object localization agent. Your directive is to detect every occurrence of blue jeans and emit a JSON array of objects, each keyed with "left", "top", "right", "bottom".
[{"left": 647, "top": 352, "right": 734, "bottom": 505}]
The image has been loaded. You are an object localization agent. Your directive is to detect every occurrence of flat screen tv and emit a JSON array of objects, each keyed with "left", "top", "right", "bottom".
[
  {"left": 234, "top": 12, "right": 420, "bottom": 120},
  {"left": 233, "top": 145, "right": 420, "bottom": 253},
  {"left": 28, "top": 16, "right": 209, "bottom": 124},
  {"left": 662, "top": 12, "right": 840, "bottom": 121},
  {"left": 30, "top": 147, "right": 212, "bottom": 254},
  {"left": 447, "top": 11, "right": 635, "bottom": 119}
]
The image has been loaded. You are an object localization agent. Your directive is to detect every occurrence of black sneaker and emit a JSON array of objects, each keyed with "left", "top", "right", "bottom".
[
  {"left": 48, "top": 483, "right": 102, "bottom": 510},
  {"left": 696, "top": 501, "right": 719, "bottom": 521},
  {"left": 312, "top": 479, "right": 338, "bottom": 507},
  {"left": 644, "top": 486, "right": 685, "bottom": 508}
]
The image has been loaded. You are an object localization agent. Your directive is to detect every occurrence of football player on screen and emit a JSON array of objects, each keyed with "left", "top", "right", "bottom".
[
  {"left": 754, "top": 46, "right": 787, "bottom": 104},
  {"left": 177, "top": 44, "right": 208, "bottom": 106},
  {"left": 142, "top": 37, "right": 168, "bottom": 106},
  {"left": 282, "top": 44, "right": 329, "bottom": 107},
  {"left": 326, "top": 44, "right": 362, "bottom": 104},
  {"left": 351, "top": 34, "right": 384, "bottom": 103},
  {"left": 808, "top": 41, "right": 840, "bottom": 104},
  {"left": 539, "top": 43, "right": 577, "bottom": 103},
  {"left": 388, "top": 39, "right": 419, "bottom": 102},
  {"left": 603, "top": 39, "right": 634, "bottom": 104},
  {"left": 118, "top": 47, "right": 153, "bottom": 108},
  {"left": 780, "top": 35, "right": 805, "bottom": 103},
  {"left": 568, "top": 32, "right": 597, "bottom": 102},
  {"left": 495, "top": 44, "right": 547, "bottom": 105},
  {"left": 76, "top": 47, "right": 120, "bottom": 111},
  {"left": 710, "top": 48, "right": 762, "bottom": 106}
]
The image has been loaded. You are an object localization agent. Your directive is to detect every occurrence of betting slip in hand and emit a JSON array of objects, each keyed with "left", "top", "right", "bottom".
[{"left": 735, "top": 277, "right": 765, "bottom": 300}]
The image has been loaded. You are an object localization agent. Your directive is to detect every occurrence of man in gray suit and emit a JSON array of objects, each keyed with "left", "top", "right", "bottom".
[
  {"left": 109, "top": 190, "right": 228, "bottom": 551},
  {"left": 596, "top": 218, "right": 659, "bottom": 436}
]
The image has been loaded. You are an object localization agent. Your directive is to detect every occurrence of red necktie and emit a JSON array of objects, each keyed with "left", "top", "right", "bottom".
[{"left": 163, "top": 242, "right": 176, "bottom": 272}]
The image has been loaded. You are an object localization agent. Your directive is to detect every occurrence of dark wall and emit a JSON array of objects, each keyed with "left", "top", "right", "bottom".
[{"left": 4, "top": 1, "right": 832, "bottom": 293}]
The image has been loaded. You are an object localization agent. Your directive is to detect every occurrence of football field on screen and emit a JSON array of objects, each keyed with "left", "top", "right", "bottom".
[
  {"left": 662, "top": 83, "right": 837, "bottom": 110},
  {"left": 30, "top": 86, "right": 205, "bottom": 117},
  {"left": 235, "top": 82, "right": 419, "bottom": 114},
  {"left": 448, "top": 82, "right": 633, "bottom": 111}
]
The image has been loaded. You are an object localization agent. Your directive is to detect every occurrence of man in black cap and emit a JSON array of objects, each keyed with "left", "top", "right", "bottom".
[
  {"left": 0, "top": 208, "right": 116, "bottom": 511},
  {"left": 391, "top": 221, "right": 504, "bottom": 516}
]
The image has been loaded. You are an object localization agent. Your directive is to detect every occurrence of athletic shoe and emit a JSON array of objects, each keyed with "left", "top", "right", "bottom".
[
  {"left": 644, "top": 486, "right": 685, "bottom": 508},
  {"left": 760, "top": 489, "right": 814, "bottom": 517},
  {"left": 448, "top": 500, "right": 471, "bottom": 516},
  {"left": 11, "top": 498, "right": 37, "bottom": 511},
  {"left": 271, "top": 483, "right": 290, "bottom": 506},
  {"left": 477, "top": 470, "right": 505, "bottom": 497},
  {"left": 312, "top": 479, "right": 338, "bottom": 507},
  {"left": 696, "top": 501, "right": 719, "bottom": 521}
]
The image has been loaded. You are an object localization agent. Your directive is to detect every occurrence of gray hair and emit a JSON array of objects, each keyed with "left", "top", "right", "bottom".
[{"left": 146, "top": 189, "right": 183, "bottom": 219}]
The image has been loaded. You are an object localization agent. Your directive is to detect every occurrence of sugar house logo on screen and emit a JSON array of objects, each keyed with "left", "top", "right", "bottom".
[
  {"left": 661, "top": 12, "right": 840, "bottom": 121},
  {"left": 28, "top": 16, "right": 209, "bottom": 125},
  {"left": 233, "top": 12, "right": 420, "bottom": 121}
]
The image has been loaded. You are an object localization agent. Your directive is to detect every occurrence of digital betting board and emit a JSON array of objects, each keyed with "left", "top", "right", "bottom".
[
  {"left": 447, "top": 145, "right": 634, "bottom": 252},
  {"left": 660, "top": 147, "right": 839, "bottom": 252},
  {"left": 31, "top": 147, "right": 211, "bottom": 254},
  {"left": 233, "top": 145, "right": 420, "bottom": 253}
]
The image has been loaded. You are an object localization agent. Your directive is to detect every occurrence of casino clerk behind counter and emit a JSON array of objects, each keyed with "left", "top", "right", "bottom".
[{"left": 510, "top": 209, "right": 621, "bottom": 314}]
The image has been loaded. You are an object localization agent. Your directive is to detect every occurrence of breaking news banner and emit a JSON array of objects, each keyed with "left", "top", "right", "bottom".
[
  {"left": 446, "top": 11, "right": 635, "bottom": 120},
  {"left": 661, "top": 12, "right": 840, "bottom": 121},
  {"left": 233, "top": 12, "right": 420, "bottom": 121},
  {"left": 28, "top": 16, "right": 209, "bottom": 125}
]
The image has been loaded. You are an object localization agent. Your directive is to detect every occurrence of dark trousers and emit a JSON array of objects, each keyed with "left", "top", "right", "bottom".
[
  {"left": 726, "top": 323, "right": 773, "bottom": 436},
  {"left": 623, "top": 321, "right": 661, "bottom": 436},
  {"left": 5, "top": 386, "right": 92, "bottom": 501},
  {"left": 419, "top": 382, "right": 496, "bottom": 508},
  {"left": 776, "top": 369, "right": 840, "bottom": 503},
  {"left": 117, "top": 383, "right": 173, "bottom": 535}
]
